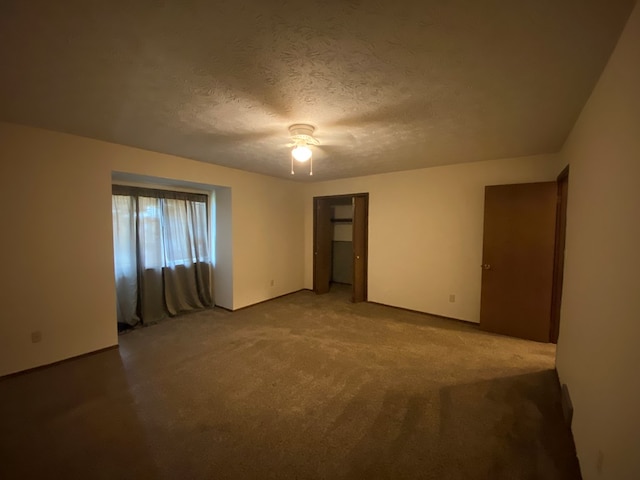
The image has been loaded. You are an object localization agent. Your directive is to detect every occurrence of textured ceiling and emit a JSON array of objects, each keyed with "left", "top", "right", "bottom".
[{"left": 0, "top": 0, "right": 634, "bottom": 181}]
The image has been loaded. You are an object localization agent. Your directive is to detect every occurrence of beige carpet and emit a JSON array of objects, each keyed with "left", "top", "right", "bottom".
[{"left": 0, "top": 286, "right": 580, "bottom": 479}]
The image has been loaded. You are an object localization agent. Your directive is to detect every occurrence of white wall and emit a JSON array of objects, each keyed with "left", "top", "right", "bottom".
[
  {"left": 0, "top": 123, "right": 305, "bottom": 376},
  {"left": 0, "top": 127, "right": 117, "bottom": 377},
  {"left": 556, "top": 3, "right": 640, "bottom": 480},
  {"left": 213, "top": 187, "right": 233, "bottom": 309},
  {"left": 304, "top": 154, "right": 562, "bottom": 322}
]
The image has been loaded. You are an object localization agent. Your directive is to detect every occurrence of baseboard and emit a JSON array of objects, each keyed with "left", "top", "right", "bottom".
[
  {"left": 553, "top": 368, "right": 582, "bottom": 478},
  {"left": 0, "top": 345, "right": 119, "bottom": 381},
  {"left": 561, "top": 382, "right": 574, "bottom": 427},
  {"left": 553, "top": 369, "right": 574, "bottom": 427},
  {"left": 227, "top": 289, "right": 310, "bottom": 312},
  {"left": 367, "top": 301, "right": 475, "bottom": 326}
]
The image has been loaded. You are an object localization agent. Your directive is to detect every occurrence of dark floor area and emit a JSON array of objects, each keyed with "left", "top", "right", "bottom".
[{"left": 0, "top": 287, "right": 580, "bottom": 479}]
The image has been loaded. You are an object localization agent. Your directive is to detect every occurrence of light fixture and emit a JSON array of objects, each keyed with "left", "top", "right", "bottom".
[
  {"left": 291, "top": 145, "right": 312, "bottom": 162},
  {"left": 288, "top": 124, "right": 319, "bottom": 176}
]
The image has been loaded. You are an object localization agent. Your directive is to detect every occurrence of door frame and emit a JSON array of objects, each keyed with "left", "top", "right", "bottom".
[
  {"left": 549, "top": 165, "right": 570, "bottom": 343},
  {"left": 313, "top": 193, "right": 369, "bottom": 302}
]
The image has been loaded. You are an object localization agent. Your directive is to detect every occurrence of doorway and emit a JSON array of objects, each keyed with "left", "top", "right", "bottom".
[{"left": 313, "top": 193, "right": 368, "bottom": 302}]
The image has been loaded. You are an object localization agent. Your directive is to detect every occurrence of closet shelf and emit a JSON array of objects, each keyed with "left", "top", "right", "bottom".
[{"left": 331, "top": 218, "right": 353, "bottom": 223}]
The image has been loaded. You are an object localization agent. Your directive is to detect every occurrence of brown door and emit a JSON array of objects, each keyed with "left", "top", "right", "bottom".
[
  {"left": 549, "top": 167, "right": 569, "bottom": 343},
  {"left": 480, "top": 182, "right": 557, "bottom": 342},
  {"left": 313, "top": 197, "right": 333, "bottom": 294},
  {"left": 352, "top": 194, "right": 369, "bottom": 302}
]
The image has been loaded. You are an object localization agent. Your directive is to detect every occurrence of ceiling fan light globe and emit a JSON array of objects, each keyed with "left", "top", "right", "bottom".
[{"left": 292, "top": 145, "right": 312, "bottom": 162}]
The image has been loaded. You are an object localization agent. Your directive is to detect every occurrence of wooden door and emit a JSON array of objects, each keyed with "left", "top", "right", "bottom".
[
  {"left": 352, "top": 195, "right": 368, "bottom": 302},
  {"left": 313, "top": 197, "right": 333, "bottom": 294},
  {"left": 480, "top": 182, "right": 557, "bottom": 342}
]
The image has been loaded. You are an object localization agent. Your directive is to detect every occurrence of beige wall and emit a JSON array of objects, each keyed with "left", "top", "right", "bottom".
[
  {"left": 303, "top": 154, "right": 562, "bottom": 322},
  {"left": 213, "top": 187, "right": 234, "bottom": 309},
  {"left": 0, "top": 123, "right": 305, "bottom": 376},
  {"left": 556, "top": 3, "right": 640, "bottom": 480},
  {"left": 0, "top": 126, "right": 117, "bottom": 377}
]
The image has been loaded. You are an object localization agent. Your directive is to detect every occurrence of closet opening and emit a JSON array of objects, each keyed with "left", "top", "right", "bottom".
[{"left": 313, "top": 193, "right": 368, "bottom": 302}]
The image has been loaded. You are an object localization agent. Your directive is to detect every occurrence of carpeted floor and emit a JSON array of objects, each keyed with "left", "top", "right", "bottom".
[{"left": 0, "top": 286, "right": 580, "bottom": 479}]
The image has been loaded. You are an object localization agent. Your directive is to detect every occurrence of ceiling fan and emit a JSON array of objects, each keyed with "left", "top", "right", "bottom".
[
  {"left": 195, "top": 117, "right": 354, "bottom": 177},
  {"left": 287, "top": 124, "right": 320, "bottom": 176}
]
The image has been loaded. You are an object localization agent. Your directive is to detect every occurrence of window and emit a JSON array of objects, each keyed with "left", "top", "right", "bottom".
[{"left": 112, "top": 185, "right": 213, "bottom": 328}]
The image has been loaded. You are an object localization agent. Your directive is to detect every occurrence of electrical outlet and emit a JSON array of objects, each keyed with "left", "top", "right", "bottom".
[
  {"left": 31, "top": 331, "right": 42, "bottom": 343},
  {"left": 449, "top": 294, "right": 456, "bottom": 303}
]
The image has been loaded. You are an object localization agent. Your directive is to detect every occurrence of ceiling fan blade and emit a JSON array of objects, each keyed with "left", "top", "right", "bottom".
[
  {"left": 196, "top": 126, "right": 282, "bottom": 147},
  {"left": 327, "top": 100, "right": 434, "bottom": 128},
  {"left": 316, "top": 130, "right": 355, "bottom": 146},
  {"left": 313, "top": 144, "right": 341, "bottom": 160}
]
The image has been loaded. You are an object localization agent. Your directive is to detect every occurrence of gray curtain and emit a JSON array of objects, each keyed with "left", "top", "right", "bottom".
[
  {"left": 112, "top": 186, "right": 213, "bottom": 328},
  {"left": 112, "top": 195, "right": 139, "bottom": 325}
]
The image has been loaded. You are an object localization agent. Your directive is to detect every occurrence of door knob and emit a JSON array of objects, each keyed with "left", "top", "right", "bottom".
[{"left": 481, "top": 264, "right": 491, "bottom": 270}]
